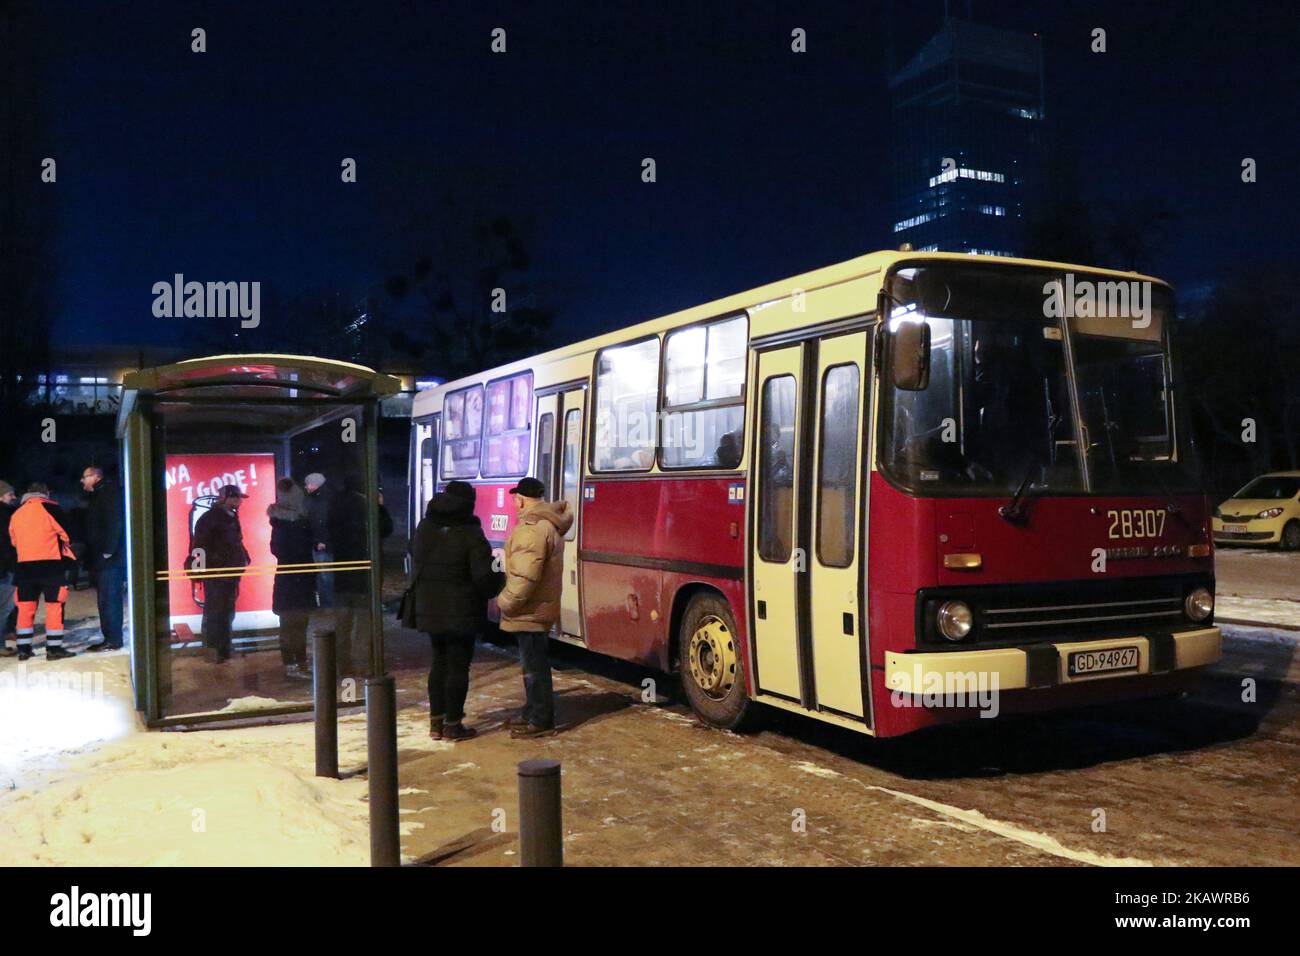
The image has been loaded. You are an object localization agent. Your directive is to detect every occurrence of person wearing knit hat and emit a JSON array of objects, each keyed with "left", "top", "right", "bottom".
[
  {"left": 0, "top": 481, "right": 17, "bottom": 656},
  {"left": 408, "top": 479, "right": 504, "bottom": 741}
]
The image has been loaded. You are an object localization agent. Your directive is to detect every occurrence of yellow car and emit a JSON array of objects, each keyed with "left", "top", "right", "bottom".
[{"left": 1213, "top": 471, "right": 1300, "bottom": 550}]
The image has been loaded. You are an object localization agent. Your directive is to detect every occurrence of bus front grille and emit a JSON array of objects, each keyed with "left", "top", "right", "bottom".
[{"left": 915, "top": 574, "right": 1212, "bottom": 649}]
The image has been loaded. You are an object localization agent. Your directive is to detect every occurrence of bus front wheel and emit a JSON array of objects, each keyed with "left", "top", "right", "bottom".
[{"left": 678, "top": 593, "right": 752, "bottom": 730}]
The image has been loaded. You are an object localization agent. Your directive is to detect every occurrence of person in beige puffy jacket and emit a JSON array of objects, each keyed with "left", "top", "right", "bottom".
[{"left": 498, "top": 477, "right": 574, "bottom": 737}]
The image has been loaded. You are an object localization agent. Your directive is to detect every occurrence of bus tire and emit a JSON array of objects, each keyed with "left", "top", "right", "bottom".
[
  {"left": 678, "top": 593, "right": 752, "bottom": 730},
  {"left": 1281, "top": 520, "right": 1300, "bottom": 551}
]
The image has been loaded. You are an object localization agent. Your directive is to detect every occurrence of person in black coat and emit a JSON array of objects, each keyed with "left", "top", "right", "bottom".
[
  {"left": 409, "top": 480, "right": 503, "bottom": 741},
  {"left": 0, "top": 481, "right": 18, "bottom": 656},
  {"left": 190, "top": 484, "right": 250, "bottom": 662},
  {"left": 325, "top": 483, "right": 393, "bottom": 677},
  {"left": 81, "top": 466, "right": 127, "bottom": 651},
  {"left": 268, "top": 477, "right": 315, "bottom": 678}
]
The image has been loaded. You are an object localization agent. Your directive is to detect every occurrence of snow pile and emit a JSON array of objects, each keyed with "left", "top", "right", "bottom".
[
  {"left": 1216, "top": 596, "right": 1300, "bottom": 629},
  {"left": 0, "top": 651, "right": 382, "bottom": 866},
  {"left": 217, "top": 695, "right": 292, "bottom": 714},
  {"left": 0, "top": 659, "right": 135, "bottom": 778},
  {"left": 0, "top": 757, "right": 369, "bottom": 866}
]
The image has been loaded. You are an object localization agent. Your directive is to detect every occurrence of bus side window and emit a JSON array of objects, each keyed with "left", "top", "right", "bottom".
[
  {"left": 537, "top": 412, "right": 555, "bottom": 499},
  {"left": 592, "top": 337, "right": 660, "bottom": 472},
  {"left": 482, "top": 372, "right": 533, "bottom": 478},
  {"left": 560, "top": 409, "right": 581, "bottom": 539},
  {"left": 758, "top": 375, "right": 797, "bottom": 562},
  {"left": 442, "top": 385, "right": 483, "bottom": 479},
  {"left": 661, "top": 314, "right": 747, "bottom": 469},
  {"left": 817, "top": 364, "right": 860, "bottom": 568}
]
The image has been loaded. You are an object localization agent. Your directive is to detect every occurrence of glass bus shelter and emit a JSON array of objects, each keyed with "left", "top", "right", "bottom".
[{"left": 116, "top": 355, "right": 401, "bottom": 726}]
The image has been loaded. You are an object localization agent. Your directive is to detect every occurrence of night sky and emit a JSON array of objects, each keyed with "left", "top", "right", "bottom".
[{"left": 31, "top": 0, "right": 1300, "bottom": 351}]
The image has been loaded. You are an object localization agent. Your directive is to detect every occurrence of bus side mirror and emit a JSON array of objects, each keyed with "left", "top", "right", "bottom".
[{"left": 892, "top": 321, "right": 931, "bottom": 391}]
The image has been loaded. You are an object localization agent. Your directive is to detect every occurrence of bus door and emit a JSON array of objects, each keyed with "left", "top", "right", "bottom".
[
  {"left": 808, "top": 331, "right": 869, "bottom": 719},
  {"left": 557, "top": 388, "right": 585, "bottom": 639},
  {"left": 750, "top": 346, "right": 803, "bottom": 701},
  {"left": 411, "top": 413, "right": 439, "bottom": 539},
  {"left": 751, "top": 333, "right": 871, "bottom": 720},
  {"left": 534, "top": 395, "right": 559, "bottom": 499}
]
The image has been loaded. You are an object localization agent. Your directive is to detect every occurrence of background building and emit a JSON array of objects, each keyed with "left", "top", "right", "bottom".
[{"left": 889, "top": 17, "right": 1045, "bottom": 256}]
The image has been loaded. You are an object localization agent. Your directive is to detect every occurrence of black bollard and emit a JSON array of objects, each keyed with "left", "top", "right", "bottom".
[
  {"left": 517, "top": 758, "right": 563, "bottom": 867},
  {"left": 313, "top": 631, "right": 338, "bottom": 778},
  {"left": 366, "top": 674, "right": 401, "bottom": 867}
]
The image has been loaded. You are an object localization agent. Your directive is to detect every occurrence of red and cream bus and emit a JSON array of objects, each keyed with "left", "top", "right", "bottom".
[{"left": 408, "top": 250, "right": 1221, "bottom": 737}]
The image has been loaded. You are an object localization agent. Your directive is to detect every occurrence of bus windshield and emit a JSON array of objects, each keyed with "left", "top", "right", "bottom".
[{"left": 881, "top": 263, "right": 1200, "bottom": 497}]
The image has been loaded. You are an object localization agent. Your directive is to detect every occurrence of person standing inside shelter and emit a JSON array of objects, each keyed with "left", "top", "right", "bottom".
[
  {"left": 190, "top": 484, "right": 250, "bottom": 664},
  {"left": 303, "top": 473, "right": 334, "bottom": 609},
  {"left": 268, "top": 477, "right": 314, "bottom": 680},
  {"left": 326, "top": 480, "right": 393, "bottom": 676}
]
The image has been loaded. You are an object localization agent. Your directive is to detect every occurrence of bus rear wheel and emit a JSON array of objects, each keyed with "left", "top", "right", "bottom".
[{"left": 678, "top": 593, "right": 752, "bottom": 730}]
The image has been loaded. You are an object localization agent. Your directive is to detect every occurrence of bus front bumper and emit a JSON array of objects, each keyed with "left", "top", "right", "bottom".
[{"left": 885, "top": 627, "right": 1221, "bottom": 693}]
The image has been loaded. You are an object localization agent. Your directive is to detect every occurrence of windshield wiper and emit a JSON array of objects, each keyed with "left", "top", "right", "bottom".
[
  {"left": 999, "top": 460, "right": 1040, "bottom": 526},
  {"left": 1122, "top": 439, "right": 1187, "bottom": 524},
  {"left": 1140, "top": 459, "right": 1189, "bottom": 526}
]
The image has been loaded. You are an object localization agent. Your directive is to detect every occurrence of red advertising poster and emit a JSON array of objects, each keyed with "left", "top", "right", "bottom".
[{"left": 163, "top": 453, "right": 279, "bottom": 632}]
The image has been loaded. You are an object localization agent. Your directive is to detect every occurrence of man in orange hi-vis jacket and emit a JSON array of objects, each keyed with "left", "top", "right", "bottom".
[{"left": 8, "top": 483, "right": 78, "bottom": 661}]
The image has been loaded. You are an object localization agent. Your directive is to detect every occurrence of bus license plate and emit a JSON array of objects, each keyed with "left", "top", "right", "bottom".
[
  {"left": 1068, "top": 646, "right": 1139, "bottom": 678},
  {"left": 1222, "top": 524, "right": 1247, "bottom": 533}
]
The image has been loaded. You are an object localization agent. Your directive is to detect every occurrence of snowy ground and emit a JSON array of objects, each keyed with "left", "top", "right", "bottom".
[
  {"left": 1216, "top": 596, "right": 1300, "bottom": 628},
  {"left": 0, "top": 588, "right": 387, "bottom": 866},
  {"left": 0, "top": 648, "right": 374, "bottom": 866},
  {"left": 1215, "top": 548, "right": 1300, "bottom": 627}
]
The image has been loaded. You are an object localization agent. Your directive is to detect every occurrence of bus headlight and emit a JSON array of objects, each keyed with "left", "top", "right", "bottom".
[
  {"left": 1184, "top": 587, "right": 1214, "bottom": 622},
  {"left": 937, "top": 600, "right": 973, "bottom": 641}
]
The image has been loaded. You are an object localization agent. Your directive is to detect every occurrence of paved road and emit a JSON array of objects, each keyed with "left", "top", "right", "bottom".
[
  {"left": 1215, "top": 547, "right": 1299, "bottom": 603},
  {"left": 389, "top": 619, "right": 1299, "bottom": 867}
]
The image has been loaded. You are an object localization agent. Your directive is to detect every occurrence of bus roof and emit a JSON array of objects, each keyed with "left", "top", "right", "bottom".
[{"left": 412, "top": 249, "right": 1170, "bottom": 417}]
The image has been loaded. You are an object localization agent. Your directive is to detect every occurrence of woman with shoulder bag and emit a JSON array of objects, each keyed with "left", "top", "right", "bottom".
[{"left": 408, "top": 480, "right": 503, "bottom": 741}]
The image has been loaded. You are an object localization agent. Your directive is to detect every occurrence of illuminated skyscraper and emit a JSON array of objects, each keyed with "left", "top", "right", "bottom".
[{"left": 889, "top": 18, "right": 1044, "bottom": 256}]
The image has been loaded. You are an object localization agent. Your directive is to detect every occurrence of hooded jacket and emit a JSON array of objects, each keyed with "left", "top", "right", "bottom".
[
  {"left": 268, "top": 485, "right": 315, "bottom": 615},
  {"left": 497, "top": 499, "right": 574, "bottom": 633},
  {"left": 409, "top": 492, "right": 503, "bottom": 635},
  {"left": 9, "top": 494, "right": 75, "bottom": 565}
]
